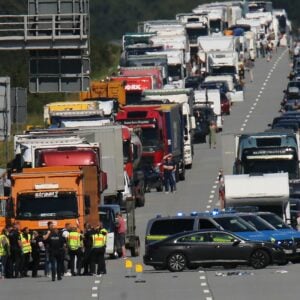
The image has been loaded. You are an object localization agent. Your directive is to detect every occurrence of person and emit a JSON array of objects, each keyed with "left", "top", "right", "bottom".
[
  {"left": 256, "top": 39, "right": 261, "bottom": 58},
  {"left": 245, "top": 57, "right": 254, "bottom": 82},
  {"left": 31, "top": 231, "right": 43, "bottom": 278},
  {"left": 44, "top": 223, "right": 66, "bottom": 281},
  {"left": 91, "top": 223, "right": 107, "bottom": 275},
  {"left": 8, "top": 222, "right": 22, "bottom": 278},
  {"left": 116, "top": 212, "right": 127, "bottom": 259},
  {"left": 209, "top": 121, "right": 217, "bottom": 149},
  {"left": 266, "top": 41, "right": 273, "bottom": 61},
  {"left": 162, "top": 154, "right": 176, "bottom": 193},
  {"left": 20, "top": 227, "right": 32, "bottom": 277},
  {"left": 67, "top": 226, "right": 83, "bottom": 276},
  {"left": 61, "top": 223, "right": 71, "bottom": 276},
  {"left": 43, "top": 221, "right": 54, "bottom": 277},
  {"left": 0, "top": 228, "right": 10, "bottom": 278},
  {"left": 82, "top": 223, "right": 93, "bottom": 275}
]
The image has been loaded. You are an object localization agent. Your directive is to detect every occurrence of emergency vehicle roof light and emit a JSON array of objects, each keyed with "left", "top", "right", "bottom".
[
  {"left": 190, "top": 211, "right": 198, "bottom": 216},
  {"left": 156, "top": 214, "right": 162, "bottom": 218},
  {"left": 35, "top": 183, "right": 59, "bottom": 190},
  {"left": 177, "top": 212, "right": 185, "bottom": 217},
  {"left": 211, "top": 208, "right": 219, "bottom": 216}
]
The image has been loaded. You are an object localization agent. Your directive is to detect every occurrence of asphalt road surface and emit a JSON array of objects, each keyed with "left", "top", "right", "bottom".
[{"left": 3, "top": 48, "right": 299, "bottom": 300}]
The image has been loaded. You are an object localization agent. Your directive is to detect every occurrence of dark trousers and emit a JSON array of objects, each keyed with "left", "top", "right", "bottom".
[
  {"left": 69, "top": 248, "right": 82, "bottom": 275},
  {"left": 31, "top": 252, "right": 40, "bottom": 277},
  {"left": 164, "top": 173, "right": 175, "bottom": 192},
  {"left": 21, "top": 252, "right": 30, "bottom": 276},
  {"left": 0, "top": 255, "right": 8, "bottom": 277},
  {"left": 11, "top": 248, "right": 22, "bottom": 278},
  {"left": 50, "top": 252, "right": 63, "bottom": 280},
  {"left": 83, "top": 248, "right": 92, "bottom": 274},
  {"left": 90, "top": 247, "right": 106, "bottom": 275}
]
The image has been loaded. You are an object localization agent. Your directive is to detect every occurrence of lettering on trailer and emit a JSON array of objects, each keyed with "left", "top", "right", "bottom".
[
  {"left": 122, "top": 119, "right": 156, "bottom": 126},
  {"left": 35, "top": 191, "right": 59, "bottom": 198},
  {"left": 125, "top": 84, "right": 143, "bottom": 91}
]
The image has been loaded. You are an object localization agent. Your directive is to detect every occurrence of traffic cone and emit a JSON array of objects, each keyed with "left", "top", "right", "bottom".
[
  {"left": 134, "top": 263, "right": 146, "bottom": 283},
  {"left": 124, "top": 259, "right": 135, "bottom": 278}
]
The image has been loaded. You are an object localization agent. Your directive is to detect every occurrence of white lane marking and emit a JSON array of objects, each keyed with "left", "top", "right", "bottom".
[
  {"left": 208, "top": 199, "right": 213, "bottom": 203},
  {"left": 214, "top": 180, "right": 219, "bottom": 184},
  {"left": 201, "top": 282, "right": 208, "bottom": 286},
  {"left": 204, "top": 290, "right": 210, "bottom": 294},
  {"left": 212, "top": 185, "right": 217, "bottom": 189},
  {"left": 209, "top": 195, "right": 214, "bottom": 199},
  {"left": 92, "top": 287, "right": 98, "bottom": 291},
  {"left": 253, "top": 103, "right": 257, "bottom": 106},
  {"left": 261, "top": 86, "right": 265, "bottom": 90},
  {"left": 91, "top": 294, "right": 98, "bottom": 298},
  {"left": 206, "top": 205, "right": 211, "bottom": 209},
  {"left": 200, "top": 276, "right": 206, "bottom": 280},
  {"left": 242, "top": 123, "right": 247, "bottom": 127},
  {"left": 240, "top": 128, "right": 244, "bottom": 132},
  {"left": 210, "top": 191, "right": 215, "bottom": 195},
  {"left": 246, "top": 114, "right": 250, "bottom": 118},
  {"left": 199, "top": 270, "right": 205, "bottom": 273},
  {"left": 94, "top": 280, "right": 100, "bottom": 284},
  {"left": 206, "top": 298, "right": 213, "bottom": 300}
]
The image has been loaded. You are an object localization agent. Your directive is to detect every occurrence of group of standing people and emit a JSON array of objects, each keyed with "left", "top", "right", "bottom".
[
  {"left": 256, "top": 35, "right": 275, "bottom": 61},
  {"left": 0, "top": 220, "right": 110, "bottom": 281}
]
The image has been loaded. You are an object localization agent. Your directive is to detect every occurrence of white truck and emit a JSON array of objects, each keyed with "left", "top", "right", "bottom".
[
  {"left": 142, "top": 88, "right": 196, "bottom": 168},
  {"left": 204, "top": 75, "right": 244, "bottom": 103},
  {"left": 146, "top": 50, "right": 186, "bottom": 88},
  {"left": 224, "top": 173, "right": 291, "bottom": 222},
  {"left": 194, "top": 89, "right": 222, "bottom": 131}
]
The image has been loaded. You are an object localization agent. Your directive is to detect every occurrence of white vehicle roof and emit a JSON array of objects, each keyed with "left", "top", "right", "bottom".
[
  {"left": 60, "top": 119, "right": 111, "bottom": 128},
  {"left": 194, "top": 89, "right": 221, "bottom": 115},
  {"left": 149, "top": 35, "right": 188, "bottom": 51},
  {"left": 176, "top": 13, "right": 209, "bottom": 26},
  {"left": 207, "top": 51, "right": 238, "bottom": 67},
  {"left": 198, "top": 36, "right": 234, "bottom": 52},
  {"left": 224, "top": 173, "right": 289, "bottom": 206},
  {"left": 146, "top": 50, "right": 184, "bottom": 65}
]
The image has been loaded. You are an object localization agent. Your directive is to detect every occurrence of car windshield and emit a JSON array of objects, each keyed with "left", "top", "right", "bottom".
[
  {"left": 239, "top": 215, "right": 275, "bottom": 231},
  {"left": 214, "top": 216, "right": 256, "bottom": 232},
  {"left": 141, "top": 127, "right": 162, "bottom": 150},
  {"left": 259, "top": 214, "right": 290, "bottom": 229},
  {"left": 149, "top": 219, "right": 194, "bottom": 235}
]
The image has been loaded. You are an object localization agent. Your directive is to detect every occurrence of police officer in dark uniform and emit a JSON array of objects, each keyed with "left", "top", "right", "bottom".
[
  {"left": 82, "top": 223, "right": 93, "bottom": 275},
  {"left": 8, "top": 222, "right": 22, "bottom": 278},
  {"left": 31, "top": 231, "right": 43, "bottom": 277},
  {"left": 44, "top": 223, "right": 66, "bottom": 281}
]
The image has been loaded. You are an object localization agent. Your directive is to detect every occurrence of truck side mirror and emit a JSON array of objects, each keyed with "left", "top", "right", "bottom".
[
  {"left": 190, "top": 116, "right": 196, "bottom": 129},
  {"left": 100, "top": 171, "right": 108, "bottom": 192}
]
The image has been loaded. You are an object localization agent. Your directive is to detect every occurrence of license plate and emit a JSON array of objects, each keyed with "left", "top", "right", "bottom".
[{"left": 284, "top": 249, "right": 293, "bottom": 254}]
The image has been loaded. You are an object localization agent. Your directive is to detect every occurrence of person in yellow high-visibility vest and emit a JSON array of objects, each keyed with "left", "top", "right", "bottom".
[
  {"left": 91, "top": 222, "right": 107, "bottom": 275},
  {"left": 20, "top": 227, "right": 32, "bottom": 277},
  {"left": 0, "top": 228, "right": 10, "bottom": 278},
  {"left": 67, "top": 226, "right": 83, "bottom": 276}
]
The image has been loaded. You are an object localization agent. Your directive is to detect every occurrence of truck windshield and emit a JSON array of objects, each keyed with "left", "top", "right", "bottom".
[
  {"left": 17, "top": 191, "right": 78, "bottom": 219},
  {"left": 168, "top": 65, "right": 182, "bottom": 80},
  {"left": 141, "top": 128, "right": 161, "bottom": 151},
  {"left": 258, "top": 214, "right": 290, "bottom": 230},
  {"left": 186, "top": 27, "right": 208, "bottom": 43},
  {"left": 210, "top": 20, "right": 221, "bottom": 34},
  {"left": 211, "top": 66, "right": 236, "bottom": 76},
  {"left": 214, "top": 217, "right": 256, "bottom": 232},
  {"left": 242, "top": 159, "right": 298, "bottom": 179}
]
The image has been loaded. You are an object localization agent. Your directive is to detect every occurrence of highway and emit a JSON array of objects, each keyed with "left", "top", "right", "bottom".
[{"left": 3, "top": 48, "right": 299, "bottom": 300}]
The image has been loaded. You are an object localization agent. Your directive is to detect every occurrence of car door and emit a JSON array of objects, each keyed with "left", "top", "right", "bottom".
[
  {"left": 176, "top": 232, "right": 215, "bottom": 263},
  {"left": 210, "top": 232, "right": 251, "bottom": 262}
]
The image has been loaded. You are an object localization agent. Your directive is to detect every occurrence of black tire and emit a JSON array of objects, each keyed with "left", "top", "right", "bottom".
[
  {"left": 167, "top": 252, "right": 187, "bottom": 272},
  {"left": 250, "top": 249, "right": 270, "bottom": 269},
  {"left": 130, "top": 237, "right": 140, "bottom": 257}
]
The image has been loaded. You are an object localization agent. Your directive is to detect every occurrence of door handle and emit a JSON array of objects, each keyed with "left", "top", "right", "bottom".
[
  {"left": 215, "top": 245, "right": 221, "bottom": 248},
  {"left": 185, "top": 245, "right": 192, "bottom": 249}
]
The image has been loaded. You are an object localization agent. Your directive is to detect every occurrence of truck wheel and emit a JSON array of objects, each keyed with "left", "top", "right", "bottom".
[{"left": 130, "top": 237, "right": 140, "bottom": 257}]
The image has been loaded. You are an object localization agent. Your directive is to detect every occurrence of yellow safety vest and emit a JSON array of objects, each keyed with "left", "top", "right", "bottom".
[
  {"left": 21, "top": 233, "right": 32, "bottom": 254},
  {"left": 68, "top": 232, "right": 81, "bottom": 250},
  {"left": 92, "top": 233, "right": 105, "bottom": 248},
  {"left": 0, "top": 235, "right": 9, "bottom": 256}
]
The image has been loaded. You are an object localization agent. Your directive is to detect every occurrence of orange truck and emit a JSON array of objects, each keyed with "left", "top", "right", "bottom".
[
  {"left": 0, "top": 196, "right": 8, "bottom": 229},
  {"left": 79, "top": 80, "right": 126, "bottom": 105},
  {"left": 10, "top": 166, "right": 100, "bottom": 232}
]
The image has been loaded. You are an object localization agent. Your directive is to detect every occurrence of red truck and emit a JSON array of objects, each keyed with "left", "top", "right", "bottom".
[
  {"left": 116, "top": 103, "right": 185, "bottom": 188},
  {"left": 119, "top": 66, "right": 164, "bottom": 89},
  {"left": 111, "top": 75, "right": 156, "bottom": 105}
]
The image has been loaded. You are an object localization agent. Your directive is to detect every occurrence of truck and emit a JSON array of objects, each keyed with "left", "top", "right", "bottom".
[
  {"left": 123, "top": 54, "right": 169, "bottom": 85},
  {"left": 142, "top": 88, "right": 195, "bottom": 168},
  {"left": 0, "top": 169, "right": 9, "bottom": 228},
  {"left": 111, "top": 75, "right": 157, "bottom": 105},
  {"left": 10, "top": 166, "right": 100, "bottom": 232},
  {"left": 223, "top": 173, "right": 291, "bottom": 222},
  {"left": 79, "top": 80, "right": 126, "bottom": 106},
  {"left": 194, "top": 89, "right": 223, "bottom": 131},
  {"left": 146, "top": 50, "right": 187, "bottom": 88},
  {"left": 176, "top": 12, "right": 209, "bottom": 55},
  {"left": 116, "top": 103, "right": 185, "bottom": 181},
  {"left": 119, "top": 66, "right": 164, "bottom": 89}
]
